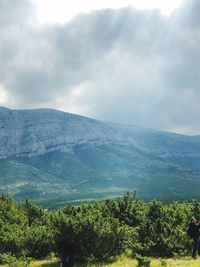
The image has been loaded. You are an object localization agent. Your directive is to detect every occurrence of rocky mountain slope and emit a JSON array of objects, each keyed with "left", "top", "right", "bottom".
[{"left": 1, "top": 106, "right": 200, "bottom": 205}]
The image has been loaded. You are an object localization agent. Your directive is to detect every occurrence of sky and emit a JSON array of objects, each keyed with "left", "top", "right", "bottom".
[
  {"left": 0, "top": 0, "right": 200, "bottom": 135},
  {"left": 35, "top": 0, "right": 182, "bottom": 24}
]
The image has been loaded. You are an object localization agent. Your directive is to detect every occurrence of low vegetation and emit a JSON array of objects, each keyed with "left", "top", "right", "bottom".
[
  {"left": 2, "top": 256, "right": 200, "bottom": 267},
  {"left": 0, "top": 192, "right": 199, "bottom": 266}
]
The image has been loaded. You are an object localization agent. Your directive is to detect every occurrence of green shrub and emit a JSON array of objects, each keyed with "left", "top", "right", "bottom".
[{"left": 0, "top": 193, "right": 198, "bottom": 263}]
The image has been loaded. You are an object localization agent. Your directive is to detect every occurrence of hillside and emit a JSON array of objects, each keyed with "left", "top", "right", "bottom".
[{"left": 1, "top": 106, "right": 200, "bottom": 204}]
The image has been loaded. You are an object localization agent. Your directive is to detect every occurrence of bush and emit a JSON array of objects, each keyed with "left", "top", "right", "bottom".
[
  {"left": 53, "top": 207, "right": 128, "bottom": 262},
  {"left": 0, "top": 253, "right": 30, "bottom": 267}
]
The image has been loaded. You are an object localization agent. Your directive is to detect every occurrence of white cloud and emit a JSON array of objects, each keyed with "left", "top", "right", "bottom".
[
  {"left": 0, "top": 85, "right": 9, "bottom": 105},
  {"left": 1, "top": 0, "right": 200, "bottom": 135},
  {"left": 35, "top": 0, "right": 183, "bottom": 24}
]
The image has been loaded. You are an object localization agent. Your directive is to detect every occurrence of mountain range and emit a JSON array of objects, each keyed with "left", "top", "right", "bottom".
[{"left": 1, "top": 106, "right": 200, "bottom": 207}]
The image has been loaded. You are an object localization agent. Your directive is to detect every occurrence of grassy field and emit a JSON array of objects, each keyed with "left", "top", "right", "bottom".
[{"left": 1, "top": 256, "right": 200, "bottom": 267}]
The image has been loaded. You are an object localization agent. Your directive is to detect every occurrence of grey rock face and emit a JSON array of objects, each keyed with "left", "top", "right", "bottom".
[
  {"left": 0, "top": 107, "right": 116, "bottom": 158},
  {"left": 1, "top": 107, "right": 200, "bottom": 159}
]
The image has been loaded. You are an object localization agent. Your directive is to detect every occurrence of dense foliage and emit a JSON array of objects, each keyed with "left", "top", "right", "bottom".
[{"left": 0, "top": 193, "right": 196, "bottom": 264}]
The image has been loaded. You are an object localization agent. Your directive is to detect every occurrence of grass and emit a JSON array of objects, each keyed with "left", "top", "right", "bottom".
[
  {"left": 0, "top": 258, "right": 58, "bottom": 267},
  {"left": 87, "top": 256, "right": 200, "bottom": 267},
  {"left": 1, "top": 256, "right": 200, "bottom": 267}
]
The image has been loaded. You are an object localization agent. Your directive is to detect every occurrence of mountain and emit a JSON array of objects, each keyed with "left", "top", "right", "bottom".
[{"left": 1, "top": 106, "right": 200, "bottom": 206}]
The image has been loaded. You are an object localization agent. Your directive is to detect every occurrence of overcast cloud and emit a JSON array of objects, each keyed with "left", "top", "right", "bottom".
[{"left": 0, "top": 0, "right": 200, "bottom": 135}]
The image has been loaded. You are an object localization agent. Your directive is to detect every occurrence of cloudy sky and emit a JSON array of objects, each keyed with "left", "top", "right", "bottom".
[{"left": 0, "top": 0, "right": 199, "bottom": 135}]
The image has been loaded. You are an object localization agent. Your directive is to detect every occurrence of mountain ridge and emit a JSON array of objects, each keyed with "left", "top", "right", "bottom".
[{"left": 1, "top": 107, "right": 200, "bottom": 205}]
